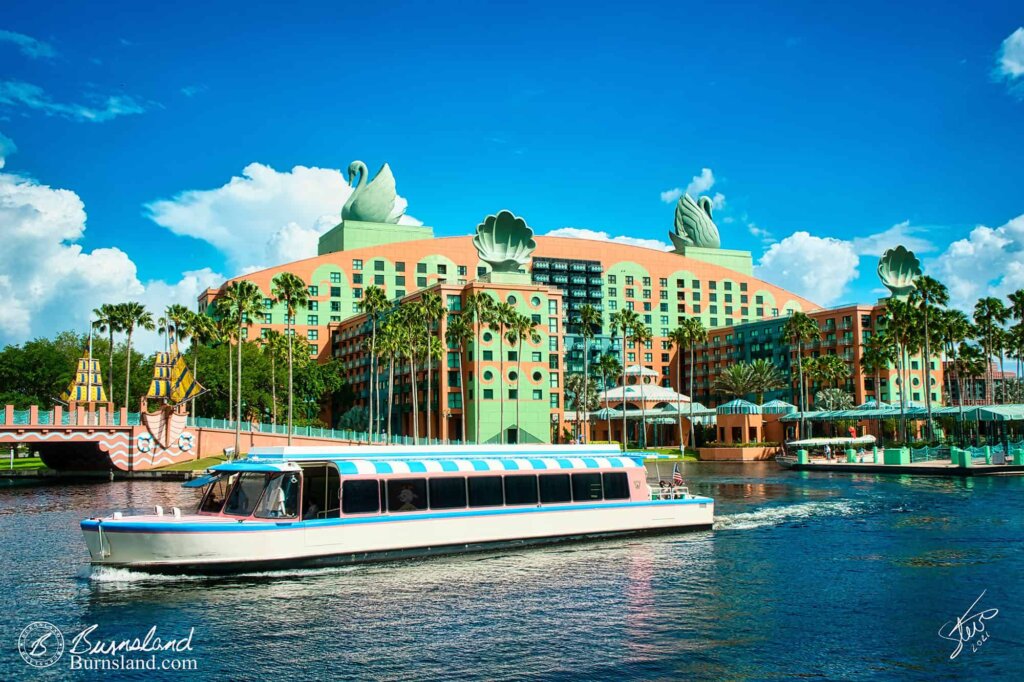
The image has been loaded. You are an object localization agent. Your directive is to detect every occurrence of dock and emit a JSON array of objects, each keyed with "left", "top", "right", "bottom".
[{"left": 782, "top": 459, "right": 1024, "bottom": 477}]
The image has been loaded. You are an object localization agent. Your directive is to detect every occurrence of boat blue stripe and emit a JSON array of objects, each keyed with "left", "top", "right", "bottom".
[
  {"left": 582, "top": 458, "right": 599, "bottom": 468},
  {"left": 502, "top": 459, "right": 519, "bottom": 470},
  {"left": 375, "top": 462, "right": 393, "bottom": 474},
  {"left": 469, "top": 459, "right": 489, "bottom": 471},
  {"left": 80, "top": 497, "right": 713, "bottom": 534},
  {"left": 407, "top": 461, "right": 426, "bottom": 473},
  {"left": 337, "top": 462, "right": 359, "bottom": 475},
  {"left": 528, "top": 458, "right": 548, "bottom": 470},
  {"left": 440, "top": 460, "right": 459, "bottom": 472}
]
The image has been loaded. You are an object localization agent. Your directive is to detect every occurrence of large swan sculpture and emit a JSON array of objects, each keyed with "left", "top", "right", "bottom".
[
  {"left": 341, "top": 160, "right": 405, "bottom": 224},
  {"left": 670, "top": 193, "right": 721, "bottom": 250}
]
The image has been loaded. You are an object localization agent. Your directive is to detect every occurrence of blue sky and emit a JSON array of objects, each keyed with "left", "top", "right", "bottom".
[{"left": 1, "top": 1, "right": 1022, "bottom": 348}]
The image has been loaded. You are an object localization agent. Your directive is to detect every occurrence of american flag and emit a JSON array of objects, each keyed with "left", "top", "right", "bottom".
[{"left": 672, "top": 463, "right": 683, "bottom": 485}]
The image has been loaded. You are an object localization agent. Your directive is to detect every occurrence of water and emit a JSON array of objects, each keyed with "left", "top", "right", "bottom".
[{"left": 2, "top": 463, "right": 1021, "bottom": 680}]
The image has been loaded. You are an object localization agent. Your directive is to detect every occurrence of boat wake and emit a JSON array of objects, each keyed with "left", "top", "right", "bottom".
[
  {"left": 87, "top": 564, "right": 364, "bottom": 584},
  {"left": 713, "top": 499, "right": 861, "bottom": 531}
]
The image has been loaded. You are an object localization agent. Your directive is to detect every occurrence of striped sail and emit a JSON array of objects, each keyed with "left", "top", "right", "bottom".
[
  {"left": 146, "top": 344, "right": 205, "bottom": 405},
  {"left": 59, "top": 355, "right": 108, "bottom": 403}
]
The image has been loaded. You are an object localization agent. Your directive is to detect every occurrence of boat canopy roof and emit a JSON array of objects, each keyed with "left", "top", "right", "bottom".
[
  {"left": 216, "top": 444, "right": 646, "bottom": 475},
  {"left": 786, "top": 435, "right": 877, "bottom": 447}
]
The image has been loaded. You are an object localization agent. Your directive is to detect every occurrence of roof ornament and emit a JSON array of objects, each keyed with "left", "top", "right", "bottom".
[
  {"left": 341, "top": 160, "right": 405, "bottom": 224},
  {"left": 877, "top": 245, "right": 921, "bottom": 300},
  {"left": 670, "top": 194, "right": 721, "bottom": 251},
  {"left": 472, "top": 210, "right": 536, "bottom": 272}
]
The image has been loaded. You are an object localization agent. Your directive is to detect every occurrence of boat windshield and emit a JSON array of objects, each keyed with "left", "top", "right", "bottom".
[
  {"left": 197, "top": 475, "right": 233, "bottom": 514},
  {"left": 253, "top": 473, "right": 300, "bottom": 519},
  {"left": 223, "top": 472, "right": 273, "bottom": 517}
]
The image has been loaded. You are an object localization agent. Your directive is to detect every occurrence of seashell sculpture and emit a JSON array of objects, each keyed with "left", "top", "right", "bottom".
[
  {"left": 472, "top": 210, "right": 537, "bottom": 273},
  {"left": 877, "top": 245, "right": 922, "bottom": 299},
  {"left": 670, "top": 194, "right": 721, "bottom": 251},
  {"left": 342, "top": 160, "right": 404, "bottom": 224}
]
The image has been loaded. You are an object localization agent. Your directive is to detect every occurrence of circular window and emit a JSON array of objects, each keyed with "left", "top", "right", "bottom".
[
  {"left": 912, "top": 377, "right": 920, "bottom": 385},
  {"left": 483, "top": 370, "right": 494, "bottom": 381},
  {"left": 509, "top": 371, "right": 519, "bottom": 382},
  {"left": 531, "top": 296, "right": 541, "bottom": 306},
  {"left": 532, "top": 371, "right": 543, "bottom": 382},
  {"left": 483, "top": 332, "right": 492, "bottom": 342},
  {"left": 507, "top": 295, "right": 517, "bottom": 305}
]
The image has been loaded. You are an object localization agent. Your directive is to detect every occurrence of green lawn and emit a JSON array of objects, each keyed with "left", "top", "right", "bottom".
[
  {"left": 629, "top": 447, "right": 700, "bottom": 461},
  {"left": 157, "top": 455, "right": 228, "bottom": 472},
  {"left": 3, "top": 456, "right": 48, "bottom": 471}
]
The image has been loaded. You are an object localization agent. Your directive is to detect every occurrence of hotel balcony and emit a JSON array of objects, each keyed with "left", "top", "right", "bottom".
[{"left": 587, "top": 264, "right": 603, "bottom": 272}]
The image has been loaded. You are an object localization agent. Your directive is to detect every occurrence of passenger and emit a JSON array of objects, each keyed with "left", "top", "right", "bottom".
[
  {"left": 658, "top": 480, "right": 669, "bottom": 499},
  {"left": 397, "top": 484, "right": 420, "bottom": 511},
  {"left": 304, "top": 500, "right": 320, "bottom": 519}
]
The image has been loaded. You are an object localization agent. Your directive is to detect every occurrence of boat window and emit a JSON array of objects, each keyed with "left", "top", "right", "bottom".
[
  {"left": 342, "top": 479, "right": 380, "bottom": 514},
  {"left": 539, "top": 474, "right": 571, "bottom": 503},
  {"left": 601, "top": 472, "right": 630, "bottom": 500},
  {"left": 224, "top": 472, "right": 270, "bottom": 516},
  {"left": 387, "top": 478, "right": 427, "bottom": 512},
  {"left": 198, "top": 475, "right": 232, "bottom": 514},
  {"left": 254, "top": 474, "right": 300, "bottom": 519},
  {"left": 571, "top": 473, "right": 603, "bottom": 501},
  {"left": 429, "top": 477, "right": 467, "bottom": 509},
  {"left": 302, "top": 464, "right": 341, "bottom": 519},
  {"left": 468, "top": 476, "right": 504, "bottom": 507},
  {"left": 504, "top": 475, "right": 538, "bottom": 505}
]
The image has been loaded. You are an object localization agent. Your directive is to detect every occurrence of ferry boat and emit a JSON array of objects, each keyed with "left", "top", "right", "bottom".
[
  {"left": 81, "top": 445, "right": 714, "bottom": 574},
  {"left": 776, "top": 435, "right": 877, "bottom": 469}
]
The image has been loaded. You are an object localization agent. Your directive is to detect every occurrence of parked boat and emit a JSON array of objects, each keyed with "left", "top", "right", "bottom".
[
  {"left": 776, "top": 435, "right": 877, "bottom": 469},
  {"left": 81, "top": 444, "right": 714, "bottom": 574}
]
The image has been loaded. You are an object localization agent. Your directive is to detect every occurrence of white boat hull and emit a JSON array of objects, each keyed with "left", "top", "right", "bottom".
[{"left": 82, "top": 498, "right": 714, "bottom": 574}]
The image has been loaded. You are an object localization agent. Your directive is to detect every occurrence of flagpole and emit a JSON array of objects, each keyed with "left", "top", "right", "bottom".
[{"left": 87, "top": 324, "right": 94, "bottom": 420}]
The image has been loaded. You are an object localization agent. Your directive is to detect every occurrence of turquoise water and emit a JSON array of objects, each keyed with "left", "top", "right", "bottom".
[{"left": 2, "top": 463, "right": 1021, "bottom": 680}]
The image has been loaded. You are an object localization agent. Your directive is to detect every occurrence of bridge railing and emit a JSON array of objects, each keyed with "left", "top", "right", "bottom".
[
  {"left": 186, "top": 416, "right": 467, "bottom": 445},
  {"left": 0, "top": 406, "right": 141, "bottom": 427}
]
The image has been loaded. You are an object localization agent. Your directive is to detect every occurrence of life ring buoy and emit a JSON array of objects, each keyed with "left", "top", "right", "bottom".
[
  {"left": 178, "top": 433, "right": 195, "bottom": 452},
  {"left": 137, "top": 433, "right": 153, "bottom": 453}
]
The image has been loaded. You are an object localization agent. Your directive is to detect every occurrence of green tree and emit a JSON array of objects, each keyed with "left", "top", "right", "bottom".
[
  {"left": 680, "top": 318, "right": 708, "bottom": 448},
  {"left": 508, "top": 313, "right": 540, "bottom": 443},
  {"left": 909, "top": 275, "right": 948, "bottom": 436},
  {"left": 629, "top": 322, "right": 653, "bottom": 448},
  {"left": 784, "top": 312, "right": 819, "bottom": 436},
  {"left": 356, "top": 284, "right": 389, "bottom": 437},
  {"left": 712, "top": 363, "right": 756, "bottom": 400},
  {"left": 884, "top": 298, "right": 920, "bottom": 441},
  {"left": 91, "top": 304, "right": 121, "bottom": 406},
  {"left": 445, "top": 313, "right": 473, "bottom": 443},
  {"left": 272, "top": 272, "right": 310, "bottom": 444},
  {"left": 815, "top": 387, "right": 854, "bottom": 411},
  {"left": 418, "top": 291, "right": 446, "bottom": 441},
  {"left": 566, "top": 373, "right": 600, "bottom": 437},
  {"left": 577, "top": 303, "right": 601, "bottom": 443},
  {"left": 220, "top": 280, "right": 263, "bottom": 454},
  {"left": 748, "top": 358, "right": 785, "bottom": 404},
  {"left": 262, "top": 329, "right": 287, "bottom": 425},
  {"left": 463, "top": 293, "right": 493, "bottom": 444},
  {"left": 485, "top": 300, "right": 517, "bottom": 444},
  {"left": 860, "top": 330, "right": 896, "bottom": 405},
  {"left": 973, "top": 297, "right": 1008, "bottom": 404},
  {"left": 609, "top": 309, "right": 640, "bottom": 448},
  {"left": 187, "top": 312, "right": 219, "bottom": 416},
  {"left": 114, "top": 302, "right": 154, "bottom": 410},
  {"left": 597, "top": 353, "right": 621, "bottom": 443}
]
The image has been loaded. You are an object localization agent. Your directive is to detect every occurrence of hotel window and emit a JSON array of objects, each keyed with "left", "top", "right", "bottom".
[
  {"left": 352, "top": 303, "right": 360, "bottom": 312},
  {"left": 693, "top": 292, "right": 701, "bottom": 301},
  {"left": 725, "top": 306, "right": 733, "bottom": 315},
  {"left": 642, "top": 277, "right": 651, "bottom": 286},
  {"left": 532, "top": 351, "right": 542, "bottom": 362},
  {"left": 710, "top": 318, "right": 718, "bottom": 327},
  {"left": 374, "top": 275, "right": 384, "bottom": 285},
  {"left": 308, "top": 315, "right": 318, "bottom": 325},
  {"left": 330, "top": 315, "right": 340, "bottom": 322},
  {"left": 548, "top": 300, "right": 558, "bottom": 315},
  {"left": 659, "top": 278, "right": 667, "bottom": 287},
  {"left": 260, "top": 328, "right": 270, "bottom": 338},
  {"left": 692, "top": 279, "right": 700, "bottom": 288},
  {"left": 549, "top": 356, "right": 559, "bottom": 369},
  {"left": 660, "top": 290, "right": 667, "bottom": 300},
  {"left": 627, "top": 301, "right": 635, "bottom": 311},
  {"left": 725, "top": 294, "right": 732, "bottom": 303},
  {"left": 417, "top": 262, "right": 427, "bottom": 273},
  {"left": 308, "top": 329, "right": 319, "bottom": 341},
  {"left": 285, "top": 314, "right": 295, "bottom": 324},
  {"left": 447, "top": 295, "right": 461, "bottom": 311},
  {"left": 417, "top": 277, "right": 427, "bottom": 287},
  {"left": 609, "top": 288, "right": 617, "bottom": 297},
  {"left": 608, "top": 275, "right": 617, "bottom": 284},
  {"left": 756, "top": 295, "right": 764, "bottom": 304},
  {"left": 709, "top": 293, "right": 717, "bottom": 302},
  {"left": 241, "top": 328, "right": 249, "bottom": 339},
  {"left": 724, "top": 281, "right": 732, "bottom": 291},
  {"left": 483, "top": 388, "right": 494, "bottom": 400},
  {"left": 772, "top": 308, "right": 780, "bottom": 317},
  {"left": 549, "top": 394, "right": 560, "bottom": 408},
  {"left": 642, "top": 289, "right": 651, "bottom": 299},
  {"left": 353, "top": 273, "right": 363, "bottom": 284},
  {"left": 330, "top": 272, "right": 341, "bottom": 283},
  {"left": 261, "top": 313, "right": 271, "bottom": 323},
  {"left": 693, "top": 304, "right": 701, "bottom": 313},
  {"left": 352, "top": 259, "right": 363, "bottom": 271},
  {"left": 263, "top": 298, "right": 272, "bottom": 309},
  {"left": 757, "top": 307, "right": 764, "bottom": 316},
  {"left": 609, "top": 300, "right": 618, "bottom": 310},
  {"left": 508, "top": 389, "right": 517, "bottom": 400},
  {"left": 308, "top": 300, "right": 318, "bottom": 311},
  {"left": 676, "top": 279, "right": 685, "bottom": 288},
  {"left": 549, "top": 374, "right": 559, "bottom": 387},
  {"left": 709, "top": 281, "right": 717, "bottom": 290},
  {"left": 660, "top": 303, "right": 668, "bottom": 312},
  {"left": 395, "top": 275, "right": 405, "bottom": 286},
  {"left": 660, "top": 315, "right": 669, "bottom": 325},
  {"left": 661, "top": 352, "right": 669, "bottom": 362},
  {"left": 625, "top": 275, "right": 634, "bottom": 285},
  {"left": 458, "top": 265, "right": 467, "bottom": 276},
  {"left": 447, "top": 393, "right": 463, "bottom": 409},
  {"left": 330, "top": 286, "right": 341, "bottom": 297},
  {"left": 532, "top": 389, "right": 543, "bottom": 401},
  {"left": 741, "top": 307, "right": 749, "bottom": 316},
  {"left": 643, "top": 302, "right": 651, "bottom": 311},
  {"left": 645, "top": 353, "right": 652, "bottom": 362},
  {"left": 740, "top": 282, "right": 748, "bottom": 291},
  {"left": 395, "top": 261, "right": 405, "bottom": 272},
  {"left": 477, "top": 266, "right": 487, "bottom": 277},
  {"left": 626, "top": 288, "right": 634, "bottom": 298},
  {"left": 549, "top": 336, "right": 558, "bottom": 350},
  {"left": 353, "top": 288, "right": 363, "bottom": 298},
  {"left": 509, "top": 352, "right": 518, "bottom": 363},
  {"left": 308, "top": 285, "right": 318, "bottom": 296},
  {"left": 483, "top": 350, "right": 493, "bottom": 361},
  {"left": 548, "top": 319, "right": 557, "bottom": 332},
  {"left": 435, "top": 264, "right": 447, "bottom": 275},
  {"left": 628, "top": 352, "right": 635, "bottom": 362},
  {"left": 330, "top": 301, "right": 341, "bottom": 312},
  {"left": 395, "top": 290, "right": 405, "bottom": 298}
]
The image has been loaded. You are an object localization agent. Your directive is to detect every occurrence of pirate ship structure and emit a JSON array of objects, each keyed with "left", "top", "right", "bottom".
[
  {"left": 141, "top": 342, "right": 206, "bottom": 448},
  {"left": 59, "top": 349, "right": 109, "bottom": 411}
]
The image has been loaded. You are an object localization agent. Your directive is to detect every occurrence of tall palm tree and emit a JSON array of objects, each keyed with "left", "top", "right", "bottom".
[
  {"left": 417, "top": 291, "right": 445, "bottom": 440},
  {"left": 486, "top": 301, "right": 517, "bottom": 444},
  {"left": 577, "top": 303, "right": 601, "bottom": 443},
  {"left": 784, "top": 312, "right": 819, "bottom": 437},
  {"left": 396, "top": 307, "right": 421, "bottom": 443},
  {"left": 629, "top": 322, "right": 653, "bottom": 448},
  {"left": 910, "top": 275, "right": 948, "bottom": 437},
  {"left": 91, "top": 303, "right": 121, "bottom": 406},
  {"left": 508, "top": 313, "right": 540, "bottom": 444},
  {"left": 1007, "top": 290, "right": 1024, "bottom": 383},
  {"left": 424, "top": 336, "right": 444, "bottom": 442},
  {"left": 165, "top": 304, "right": 192, "bottom": 345},
  {"left": 213, "top": 305, "right": 235, "bottom": 421},
  {"left": 884, "top": 298, "right": 919, "bottom": 441},
  {"left": 748, "top": 358, "right": 785, "bottom": 404},
  {"left": 188, "top": 312, "right": 218, "bottom": 417},
  {"left": 681, "top": 318, "right": 708, "bottom": 449},
  {"left": 355, "top": 285, "right": 389, "bottom": 437},
  {"left": 114, "top": 303, "right": 154, "bottom": 410},
  {"left": 860, "top": 330, "right": 896, "bottom": 405},
  {"left": 262, "top": 329, "right": 286, "bottom": 425},
  {"left": 609, "top": 309, "right": 640, "bottom": 448},
  {"left": 463, "top": 293, "right": 493, "bottom": 444},
  {"left": 271, "top": 272, "right": 310, "bottom": 444},
  {"left": 445, "top": 313, "right": 473, "bottom": 443},
  {"left": 598, "top": 353, "right": 621, "bottom": 441},
  {"left": 156, "top": 314, "right": 171, "bottom": 352},
  {"left": 376, "top": 319, "right": 400, "bottom": 442},
  {"left": 220, "top": 280, "right": 263, "bottom": 455},
  {"left": 667, "top": 326, "right": 689, "bottom": 452},
  {"left": 713, "top": 363, "right": 756, "bottom": 400},
  {"left": 973, "top": 297, "right": 1008, "bottom": 404}
]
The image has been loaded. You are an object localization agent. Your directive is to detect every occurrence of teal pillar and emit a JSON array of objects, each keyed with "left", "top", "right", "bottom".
[
  {"left": 1014, "top": 449, "right": 1024, "bottom": 466},
  {"left": 846, "top": 448, "right": 856, "bottom": 463},
  {"left": 872, "top": 446, "right": 879, "bottom": 464},
  {"left": 797, "top": 449, "right": 808, "bottom": 465},
  {"left": 984, "top": 446, "right": 992, "bottom": 465},
  {"left": 964, "top": 448, "right": 973, "bottom": 468}
]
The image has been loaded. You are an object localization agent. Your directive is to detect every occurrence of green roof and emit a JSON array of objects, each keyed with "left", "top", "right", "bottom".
[
  {"left": 717, "top": 399, "right": 761, "bottom": 415},
  {"left": 761, "top": 399, "right": 797, "bottom": 414}
]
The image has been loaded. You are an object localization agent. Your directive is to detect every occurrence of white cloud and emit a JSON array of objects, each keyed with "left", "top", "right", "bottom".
[
  {"left": 545, "top": 227, "right": 671, "bottom": 252},
  {"left": 145, "top": 162, "right": 420, "bottom": 272},
  {"left": 180, "top": 84, "right": 208, "bottom": 97},
  {"left": 850, "top": 220, "right": 935, "bottom": 256},
  {"left": 747, "top": 222, "right": 773, "bottom": 242},
  {"left": 0, "top": 134, "right": 224, "bottom": 351},
  {"left": 755, "top": 231, "right": 860, "bottom": 305},
  {"left": 930, "top": 214, "right": 1024, "bottom": 310},
  {"left": 0, "top": 81, "right": 147, "bottom": 122},
  {"left": 660, "top": 168, "right": 723, "bottom": 206},
  {"left": 996, "top": 27, "right": 1024, "bottom": 80},
  {"left": 0, "top": 30, "right": 56, "bottom": 59},
  {"left": 0, "top": 131, "right": 15, "bottom": 168}
]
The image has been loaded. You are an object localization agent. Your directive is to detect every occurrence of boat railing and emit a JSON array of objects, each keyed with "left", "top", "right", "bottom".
[{"left": 650, "top": 486, "right": 689, "bottom": 501}]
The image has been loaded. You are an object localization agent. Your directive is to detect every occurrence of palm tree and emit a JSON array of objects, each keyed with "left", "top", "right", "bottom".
[
  {"left": 784, "top": 312, "right": 819, "bottom": 437},
  {"left": 115, "top": 302, "right": 154, "bottom": 410},
  {"left": 220, "top": 280, "right": 263, "bottom": 455},
  {"left": 508, "top": 313, "right": 540, "bottom": 444},
  {"left": 445, "top": 313, "right": 473, "bottom": 443},
  {"left": 667, "top": 326, "right": 689, "bottom": 452},
  {"left": 910, "top": 275, "right": 948, "bottom": 437},
  {"left": 91, "top": 303, "right": 121, "bottom": 406},
  {"left": 598, "top": 353, "right": 621, "bottom": 442},
  {"left": 165, "top": 304, "right": 192, "bottom": 345},
  {"left": 376, "top": 319, "right": 400, "bottom": 442},
  {"left": 748, "top": 358, "right": 785, "bottom": 404},
  {"left": 463, "top": 293, "right": 493, "bottom": 444},
  {"left": 213, "top": 305, "right": 235, "bottom": 421},
  {"left": 609, "top": 309, "right": 640, "bottom": 448},
  {"left": 271, "top": 272, "right": 310, "bottom": 444},
  {"left": 973, "top": 297, "right": 1008, "bottom": 404},
  {"left": 884, "top": 298, "right": 919, "bottom": 441},
  {"left": 1008, "top": 290, "right": 1024, "bottom": 382},
  {"left": 418, "top": 291, "right": 445, "bottom": 440},
  {"left": 860, "top": 331, "right": 896, "bottom": 405},
  {"left": 486, "top": 301, "right": 517, "bottom": 444},
  {"left": 577, "top": 304, "right": 601, "bottom": 443},
  {"left": 815, "top": 387, "right": 854, "bottom": 411},
  {"left": 712, "top": 363, "right": 756, "bottom": 400},
  {"left": 396, "top": 307, "right": 421, "bottom": 443},
  {"left": 629, "top": 322, "right": 653, "bottom": 448},
  {"left": 424, "top": 336, "right": 443, "bottom": 442},
  {"left": 262, "top": 329, "right": 286, "bottom": 425},
  {"left": 681, "top": 318, "right": 708, "bottom": 449},
  {"left": 355, "top": 285, "right": 388, "bottom": 437},
  {"left": 188, "top": 312, "right": 218, "bottom": 417},
  {"left": 156, "top": 314, "right": 171, "bottom": 352}
]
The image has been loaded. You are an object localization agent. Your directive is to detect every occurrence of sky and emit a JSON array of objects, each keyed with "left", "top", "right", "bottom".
[{"left": 1, "top": 0, "right": 1022, "bottom": 351}]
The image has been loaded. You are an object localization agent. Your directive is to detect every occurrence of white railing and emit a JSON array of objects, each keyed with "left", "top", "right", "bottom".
[{"left": 651, "top": 486, "right": 689, "bottom": 500}]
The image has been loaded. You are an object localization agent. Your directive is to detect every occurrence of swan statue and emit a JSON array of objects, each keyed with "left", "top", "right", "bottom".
[
  {"left": 670, "top": 193, "right": 721, "bottom": 250},
  {"left": 341, "top": 160, "right": 405, "bottom": 224}
]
